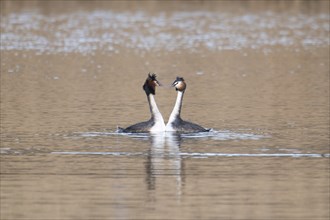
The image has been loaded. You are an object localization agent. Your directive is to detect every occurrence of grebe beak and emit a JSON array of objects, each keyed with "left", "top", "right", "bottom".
[
  {"left": 171, "top": 80, "right": 179, "bottom": 87},
  {"left": 155, "top": 80, "right": 163, "bottom": 87}
]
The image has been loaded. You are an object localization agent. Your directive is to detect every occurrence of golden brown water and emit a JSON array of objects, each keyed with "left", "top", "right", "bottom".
[{"left": 1, "top": 1, "right": 329, "bottom": 220}]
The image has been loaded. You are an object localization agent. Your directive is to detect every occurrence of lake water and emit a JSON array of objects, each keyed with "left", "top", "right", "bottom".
[{"left": 1, "top": 1, "right": 329, "bottom": 220}]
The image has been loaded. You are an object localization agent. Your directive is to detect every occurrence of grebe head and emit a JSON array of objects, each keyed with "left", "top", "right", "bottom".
[
  {"left": 143, "top": 73, "right": 161, "bottom": 95},
  {"left": 171, "top": 77, "right": 186, "bottom": 92}
]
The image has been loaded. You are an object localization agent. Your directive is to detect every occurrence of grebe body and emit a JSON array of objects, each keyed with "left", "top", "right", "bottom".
[
  {"left": 165, "top": 77, "right": 209, "bottom": 133},
  {"left": 119, "top": 74, "right": 165, "bottom": 133}
]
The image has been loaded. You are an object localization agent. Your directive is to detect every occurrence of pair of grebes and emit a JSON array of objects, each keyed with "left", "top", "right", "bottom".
[{"left": 118, "top": 73, "right": 210, "bottom": 133}]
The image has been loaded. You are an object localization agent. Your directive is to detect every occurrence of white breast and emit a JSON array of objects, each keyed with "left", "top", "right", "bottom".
[
  {"left": 165, "top": 122, "right": 175, "bottom": 132},
  {"left": 150, "top": 121, "right": 166, "bottom": 132}
]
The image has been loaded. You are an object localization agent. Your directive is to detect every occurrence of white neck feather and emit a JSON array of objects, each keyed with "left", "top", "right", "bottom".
[
  {"left": 148, "top": 94, "right": 165, "bottom": 132},
  {"left": 167, "top": 91, "right": 184, "bottom": 125}
]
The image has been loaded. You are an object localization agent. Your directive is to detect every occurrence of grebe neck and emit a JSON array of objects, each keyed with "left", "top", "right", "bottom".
[
  {"left": 168, "top": 91, "right": 184, "bottom": 123},
  {"left": 148, "top": 94, "right": 165, "bottom": 132}
]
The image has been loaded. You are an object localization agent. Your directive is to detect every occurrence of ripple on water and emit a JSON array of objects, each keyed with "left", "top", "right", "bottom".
[
  {"left": 49, "top": 131, "right": 329, "bottom": 158},
  {"left": 51, "top": 151, "right": 330, "bottom": 158},
  {"left": 74, "top": 129, "right": 267, "bottom": 141}
]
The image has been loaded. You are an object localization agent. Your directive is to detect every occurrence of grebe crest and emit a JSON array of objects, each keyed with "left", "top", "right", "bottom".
[
  {"left": 143, "top": 73, "right": 161, "bottom": 95},
  {"left": 172, "top": 77, "right": 186, "bottom": 92}
]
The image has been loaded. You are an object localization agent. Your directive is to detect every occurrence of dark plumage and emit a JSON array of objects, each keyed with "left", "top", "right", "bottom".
[
  {"left": 119, "top": 119, "right": 155, "bottom": 133},
  {"left": 170, "top": 117, "right": 210, "bottom": 133},
  {"left": 143, "top": 73, "right": 158, "bottom": 96}
]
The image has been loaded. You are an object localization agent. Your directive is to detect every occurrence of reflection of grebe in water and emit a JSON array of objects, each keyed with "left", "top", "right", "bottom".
[
  {"left": 166, "top": 77, "right": 210, "bottom": 133},
  {"left": 118, "top": 73, "right": 165, "bottom": 133},
  {"left": 145, "top": 132, "right": 184, "bottom": 199}
]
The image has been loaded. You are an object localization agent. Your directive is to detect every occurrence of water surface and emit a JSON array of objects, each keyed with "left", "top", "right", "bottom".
[{"left": 1, "top": 1, "right": 329, "bottom": 220}]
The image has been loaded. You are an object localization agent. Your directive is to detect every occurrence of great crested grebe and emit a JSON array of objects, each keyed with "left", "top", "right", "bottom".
[
  {"left": 119, "top": 73, "right": 165, "bottom": 133},
  {"left": 165, "top": 77, "right": 210, "bottom": 133}
]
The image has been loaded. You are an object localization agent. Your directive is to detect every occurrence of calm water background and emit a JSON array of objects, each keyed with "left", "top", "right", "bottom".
[{"left": 1, "top": 1, "right": 329, "bottom": 220}]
